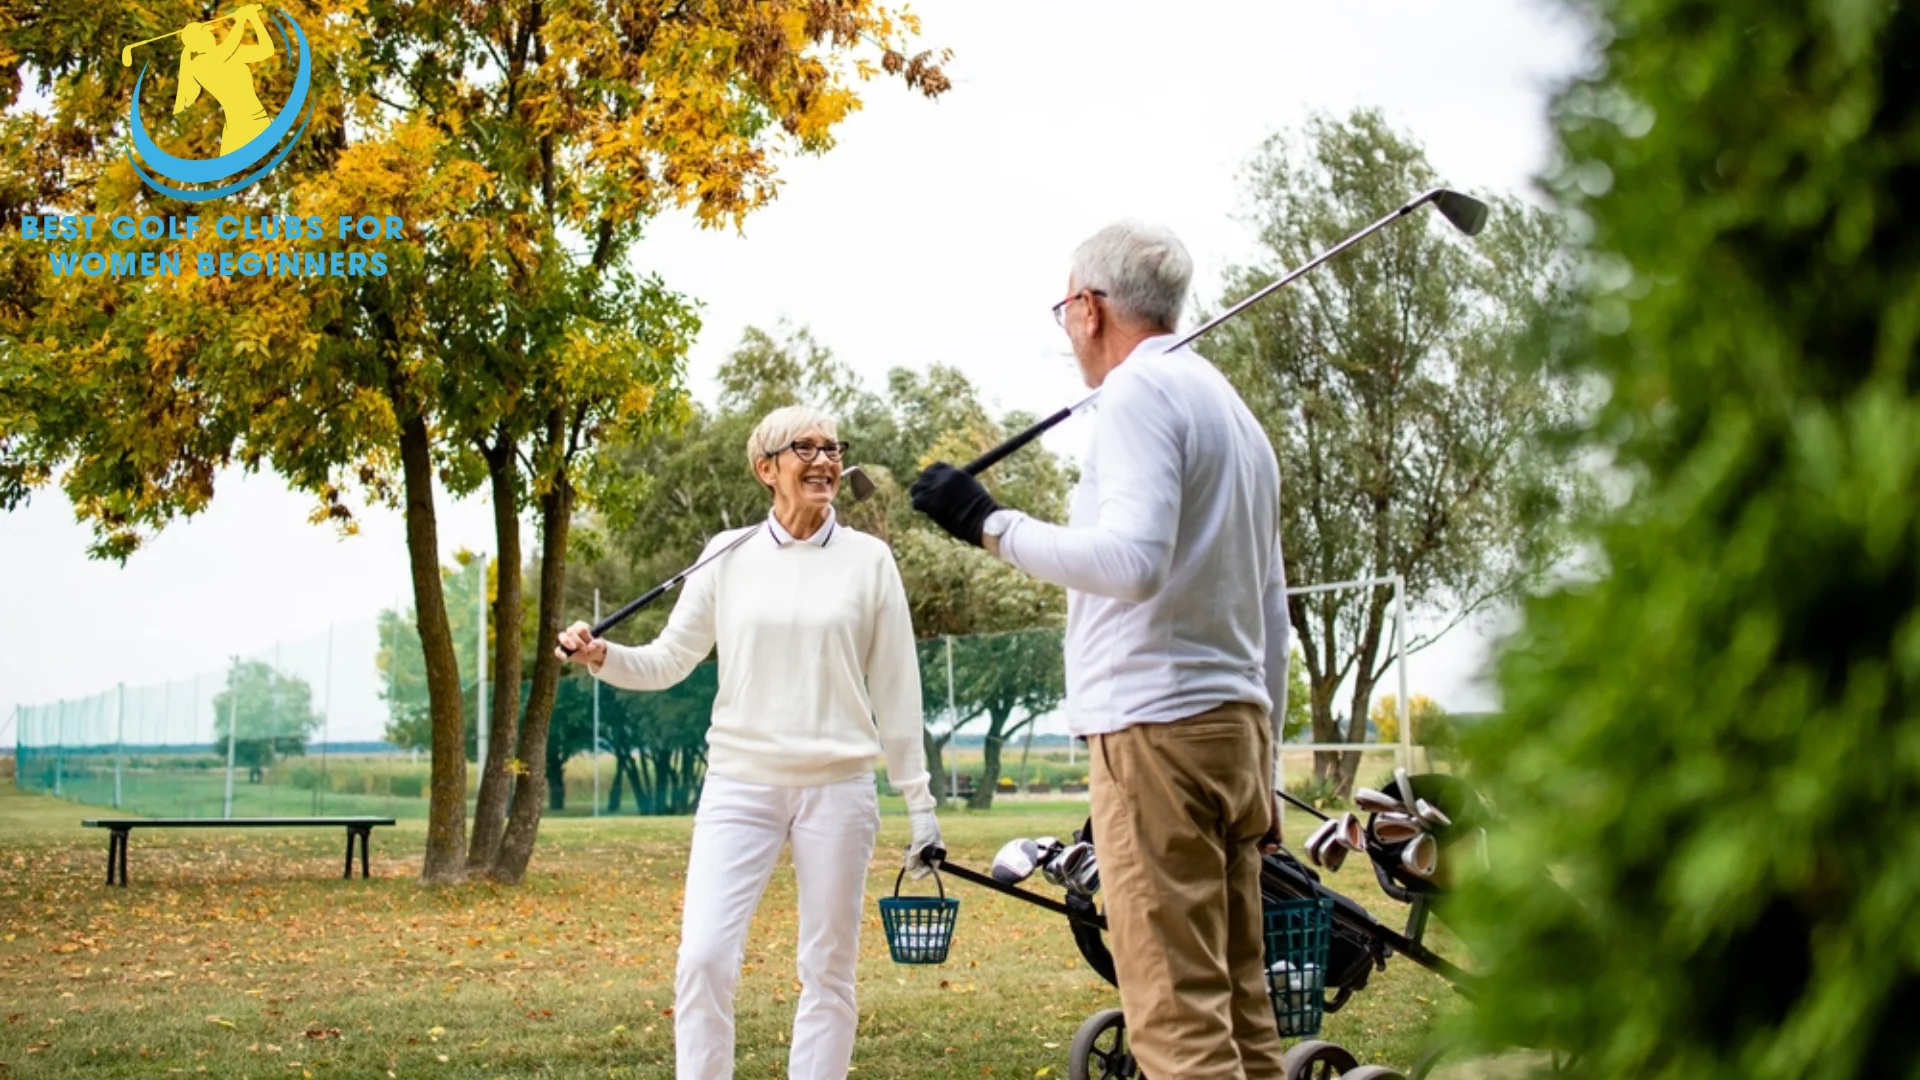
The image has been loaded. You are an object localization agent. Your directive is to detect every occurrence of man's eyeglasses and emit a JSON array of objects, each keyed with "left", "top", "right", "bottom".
[
  {"left": 770, "top": 439, "right": 850, "bottom": 463},
  {"left": 1052, "top": 288, "right": 1107, "bottom": 328}
]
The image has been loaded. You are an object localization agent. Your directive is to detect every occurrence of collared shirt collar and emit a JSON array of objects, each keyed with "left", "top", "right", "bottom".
[
  {"left": 1141, "top": 331, "right": 1185, "bottom": 358},
  {"left": 767, "top": 506, "right": 838, "bottom": 548}
]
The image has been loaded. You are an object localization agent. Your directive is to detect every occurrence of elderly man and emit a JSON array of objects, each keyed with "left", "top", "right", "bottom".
[{"left": 909, "top": 222, "right": 1289, "bottom": 1080}]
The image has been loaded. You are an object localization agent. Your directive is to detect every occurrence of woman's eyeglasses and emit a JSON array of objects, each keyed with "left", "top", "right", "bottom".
[{"left": 771, "top": 440, "right": 850, "bottom": 463}]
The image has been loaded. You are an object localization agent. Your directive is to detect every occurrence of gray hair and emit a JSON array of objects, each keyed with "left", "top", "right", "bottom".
[
  {"left": 746, "top": 405, "right": 839, "bottom": 475},
  {"left": 1070, "top": 221, "right": 1194, "bottom": 332}
]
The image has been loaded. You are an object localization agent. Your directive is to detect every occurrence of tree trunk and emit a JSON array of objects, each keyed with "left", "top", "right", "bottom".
[
  {"left": 609, "top": 749, "right": 639, "bottom": 814},
  {"left": 1332, "top": 589, "right": 1394, "bottom": 796},
  {"left": 468, "top": 440, "right": 524, "bottom": 870},
  {"left": 546, "top": 752, "right": 567, "bottom": 811},
  {"left": 923, "top": 728, "right": 949, "bottom": 803},
  {"left": 967, "top": 711, "right": 1014, "bottom": 810},
  {"left": 400, "top": 412, "right": 469, "bottom": 886},
  {"left": 489, "top": 465, "right": 573, "bottom": 883}
]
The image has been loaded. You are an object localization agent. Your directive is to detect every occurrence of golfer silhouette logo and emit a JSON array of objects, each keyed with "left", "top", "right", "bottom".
[{"left": 122, "top": 4, "right": 313, "bottom": 202}]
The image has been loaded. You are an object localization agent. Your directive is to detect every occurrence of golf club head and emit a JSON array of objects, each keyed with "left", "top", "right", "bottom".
[
  {"left": 1431, "top": 189, "right": 1489, "bottom": 236},
  {"left": 990, "top": 837, "right": 1042, "bottom": 885},
  {"left": 841, "top": 465, "right": 877, "bottom": 503}
]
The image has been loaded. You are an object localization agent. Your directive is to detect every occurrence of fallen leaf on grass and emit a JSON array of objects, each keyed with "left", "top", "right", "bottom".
[
  {"left": 206, "top": 1016, "right": 236, "bottom": 1029},
  {"left": 304, "top": 1027, "right": 341, "bottom": 1041}
]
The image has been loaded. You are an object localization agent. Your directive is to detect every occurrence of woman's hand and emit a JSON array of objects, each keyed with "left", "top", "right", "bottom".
[
  {"left": 903, "top": 807, "right": 943, "bottom": 880},
  {"left": 555, "top": 621, "right": 607, "bottom": 666}
]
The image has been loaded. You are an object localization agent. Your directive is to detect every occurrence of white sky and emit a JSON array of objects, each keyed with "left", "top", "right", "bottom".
[{"left": 0, "top": 0, "right": 1592, "bottom": 742}]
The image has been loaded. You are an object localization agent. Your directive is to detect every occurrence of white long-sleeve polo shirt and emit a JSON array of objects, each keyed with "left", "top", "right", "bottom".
[
  {"left": 589, "top": 509, "right": 935, "bottom": 811},
  {"left": 992, "top": 335, "right": 1289, "bottom": 738}
]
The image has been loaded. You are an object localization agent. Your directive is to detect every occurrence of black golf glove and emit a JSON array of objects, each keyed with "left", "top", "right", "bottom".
[{"left": 909, "top": 461, "right": 1001, "bottom": 547}]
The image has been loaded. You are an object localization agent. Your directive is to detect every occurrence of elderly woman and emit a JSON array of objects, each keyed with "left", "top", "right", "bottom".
[{"left": 557, "top": 405, "right": 939, "bottom": 1080}]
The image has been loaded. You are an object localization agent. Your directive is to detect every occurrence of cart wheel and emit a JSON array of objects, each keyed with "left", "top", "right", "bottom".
[
  {"left": 1282, "top": 1039, "right": 1358, "bottom": 1080},
  {"left": 1068, "top": 1008, "right": 1140, "bottom": 1080},
  {"left": 1408, "top": 1043, "right": 1453, "bottom": 1080},
  {"left": 1342, "top": 1068, "right": 1408, "bottom": 1080}
]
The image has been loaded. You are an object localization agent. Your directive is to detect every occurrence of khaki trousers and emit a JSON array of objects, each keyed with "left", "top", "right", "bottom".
[{"left": 1089, "top": 701, "right": 1283, "bottom": 1080}]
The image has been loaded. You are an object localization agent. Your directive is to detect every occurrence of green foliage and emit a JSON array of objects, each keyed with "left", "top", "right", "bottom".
[
  {"left": 1208, "top": 108, "right": 1591, "bottom": 791},
  {"left": 1282, "top": 644, "right": 1312, "bottom": 743},
  {"left": 210, "top": 659, "right": 323, "bottom": 779},
  {"left": 1284, "top": 772, "right": 1341, "bottom": 813},
  {"left": 377, "top": 556, "right": 489, "bottom": 753},
  {"left": 1448, "top": 3, "right": 1920, "bottom": 1077}
]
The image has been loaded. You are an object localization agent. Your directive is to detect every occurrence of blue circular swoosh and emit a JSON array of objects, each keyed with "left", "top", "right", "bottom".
[
  {"left": 128, "top": 93, "right": 311, "bottom": 202},
  {"left": 127, "top": 9, "right": 310, "bottom": 185}
]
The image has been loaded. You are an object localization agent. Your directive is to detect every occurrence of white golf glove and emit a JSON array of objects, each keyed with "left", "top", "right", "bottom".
[
  {"left": 904, "top": 806, "right": 943, "bottom": 880},
  {"left": 895, "top": 776, "right": 943, "bottom": 879}
]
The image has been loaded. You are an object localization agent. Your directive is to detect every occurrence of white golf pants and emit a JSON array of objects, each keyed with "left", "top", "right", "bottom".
[{"left": 674, "top": 771, "right": 881, "bottom": 1080}]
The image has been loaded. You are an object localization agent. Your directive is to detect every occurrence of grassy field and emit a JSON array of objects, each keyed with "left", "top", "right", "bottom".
[{"left": 0, "top": 781, "right": 1474, "bottom": 1079}]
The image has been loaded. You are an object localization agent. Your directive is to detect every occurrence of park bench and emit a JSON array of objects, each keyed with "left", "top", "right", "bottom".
[{"left": 81, "top": 817, "right": 397, "bottom": 887}]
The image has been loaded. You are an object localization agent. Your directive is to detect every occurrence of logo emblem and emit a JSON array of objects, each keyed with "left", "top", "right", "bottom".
[{"left": 122, "top": 4, "right": 312, "bottom": 202}]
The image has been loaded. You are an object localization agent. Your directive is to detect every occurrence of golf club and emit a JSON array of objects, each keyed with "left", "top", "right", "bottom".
[
  {"left": 958, "top": 187, "right": 1490, "bottom": 479},
  {"left": 120, "top": 7, "right": 249, "bottom": 67},
  {"left": 564, "top": 465, "right": 877, "bottom": 655}
]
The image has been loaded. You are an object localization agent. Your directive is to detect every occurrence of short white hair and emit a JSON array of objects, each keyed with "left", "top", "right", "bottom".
[
  {"left": 746, "top": 405, "right": 839, "bottom": 474},
  {"left": 1070, "top": 221, "right": 1194, "bottom": 331}
]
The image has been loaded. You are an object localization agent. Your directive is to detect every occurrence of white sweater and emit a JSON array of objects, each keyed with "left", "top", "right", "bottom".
[
  {"left": 992, "top": 334, "right": 1288, "bottom": 737},
  {"left": 589, "top": 513, "right": 935, "bottom": 812}
]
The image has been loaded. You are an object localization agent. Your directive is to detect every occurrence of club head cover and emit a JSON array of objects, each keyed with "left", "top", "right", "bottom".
[
  {"left": 1401, "top": 831, "right": 1438, "bottom": 879},
  {"left": 1373, "top": 812, "right": 1426, "bottom": 845},
  {"left": 1355, "top": 787, "right": 1404, "bottom": 814},
  {"left": 990, "top": 838, "right": 1040, "bottom": 885}
]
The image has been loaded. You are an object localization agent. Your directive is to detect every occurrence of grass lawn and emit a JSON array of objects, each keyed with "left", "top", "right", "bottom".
[{"left": 0, "top": 782, "right": 1474, "bottom": 1079}]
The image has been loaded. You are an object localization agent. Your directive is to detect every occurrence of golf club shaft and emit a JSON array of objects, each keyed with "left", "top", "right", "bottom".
[
  {"left": 1165, "top": 189, "right": 1446, "bottom": 353},
  {"left": 962, "top": 399, "right": 1084, "bottom": 477},
  {"left": 1280, "top": 789, "right": 1332, "bottom": 822},
  {"left": 961, "top": 188, "right": 1455, "bottom": 478},
  {"left": 562, "top": 524, "right": 764, "bottom": 655},
  {"left": 577, "top": 466, "right": 873, "bottom": 652},
  {"left": 920, "top": 845, "right": 1108, "bottom": 931},
  {"left": 123, "top": 9, "right": 245, "bottom": 59}
]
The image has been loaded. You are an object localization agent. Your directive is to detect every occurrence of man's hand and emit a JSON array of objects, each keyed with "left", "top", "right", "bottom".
[
  {"left": 554, "top": 621, "right": 608, "bottom": 667},
  {"left": 1259, "top": 789, "right": 1284, "bottom": 854},
  {"left": 909, "top": 462, "right": 1002, "bottom": 547}
]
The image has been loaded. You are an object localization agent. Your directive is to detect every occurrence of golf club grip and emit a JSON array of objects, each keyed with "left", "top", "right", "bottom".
[
  {"left": 593, "top": 581, "right": 673, "bottom": 636},
  {"left": 561, "top": 581, "right": 674, "bottom": 656},
  {"left": 964, "top": 406, "right": 1072, "bottom": 477}
]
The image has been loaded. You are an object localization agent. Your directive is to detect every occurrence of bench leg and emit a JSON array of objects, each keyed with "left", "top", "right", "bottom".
[
  {"left": 108, "top": 830, "right": 129, "bottom": 887},
  {"left": 343, "top": 828, "right": 373, "bottom": 879}
]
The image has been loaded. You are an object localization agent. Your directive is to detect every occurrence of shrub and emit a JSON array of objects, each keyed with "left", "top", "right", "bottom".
[{"left": 1449, "top": 1, "right": 1920, "bottom": 1076}]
